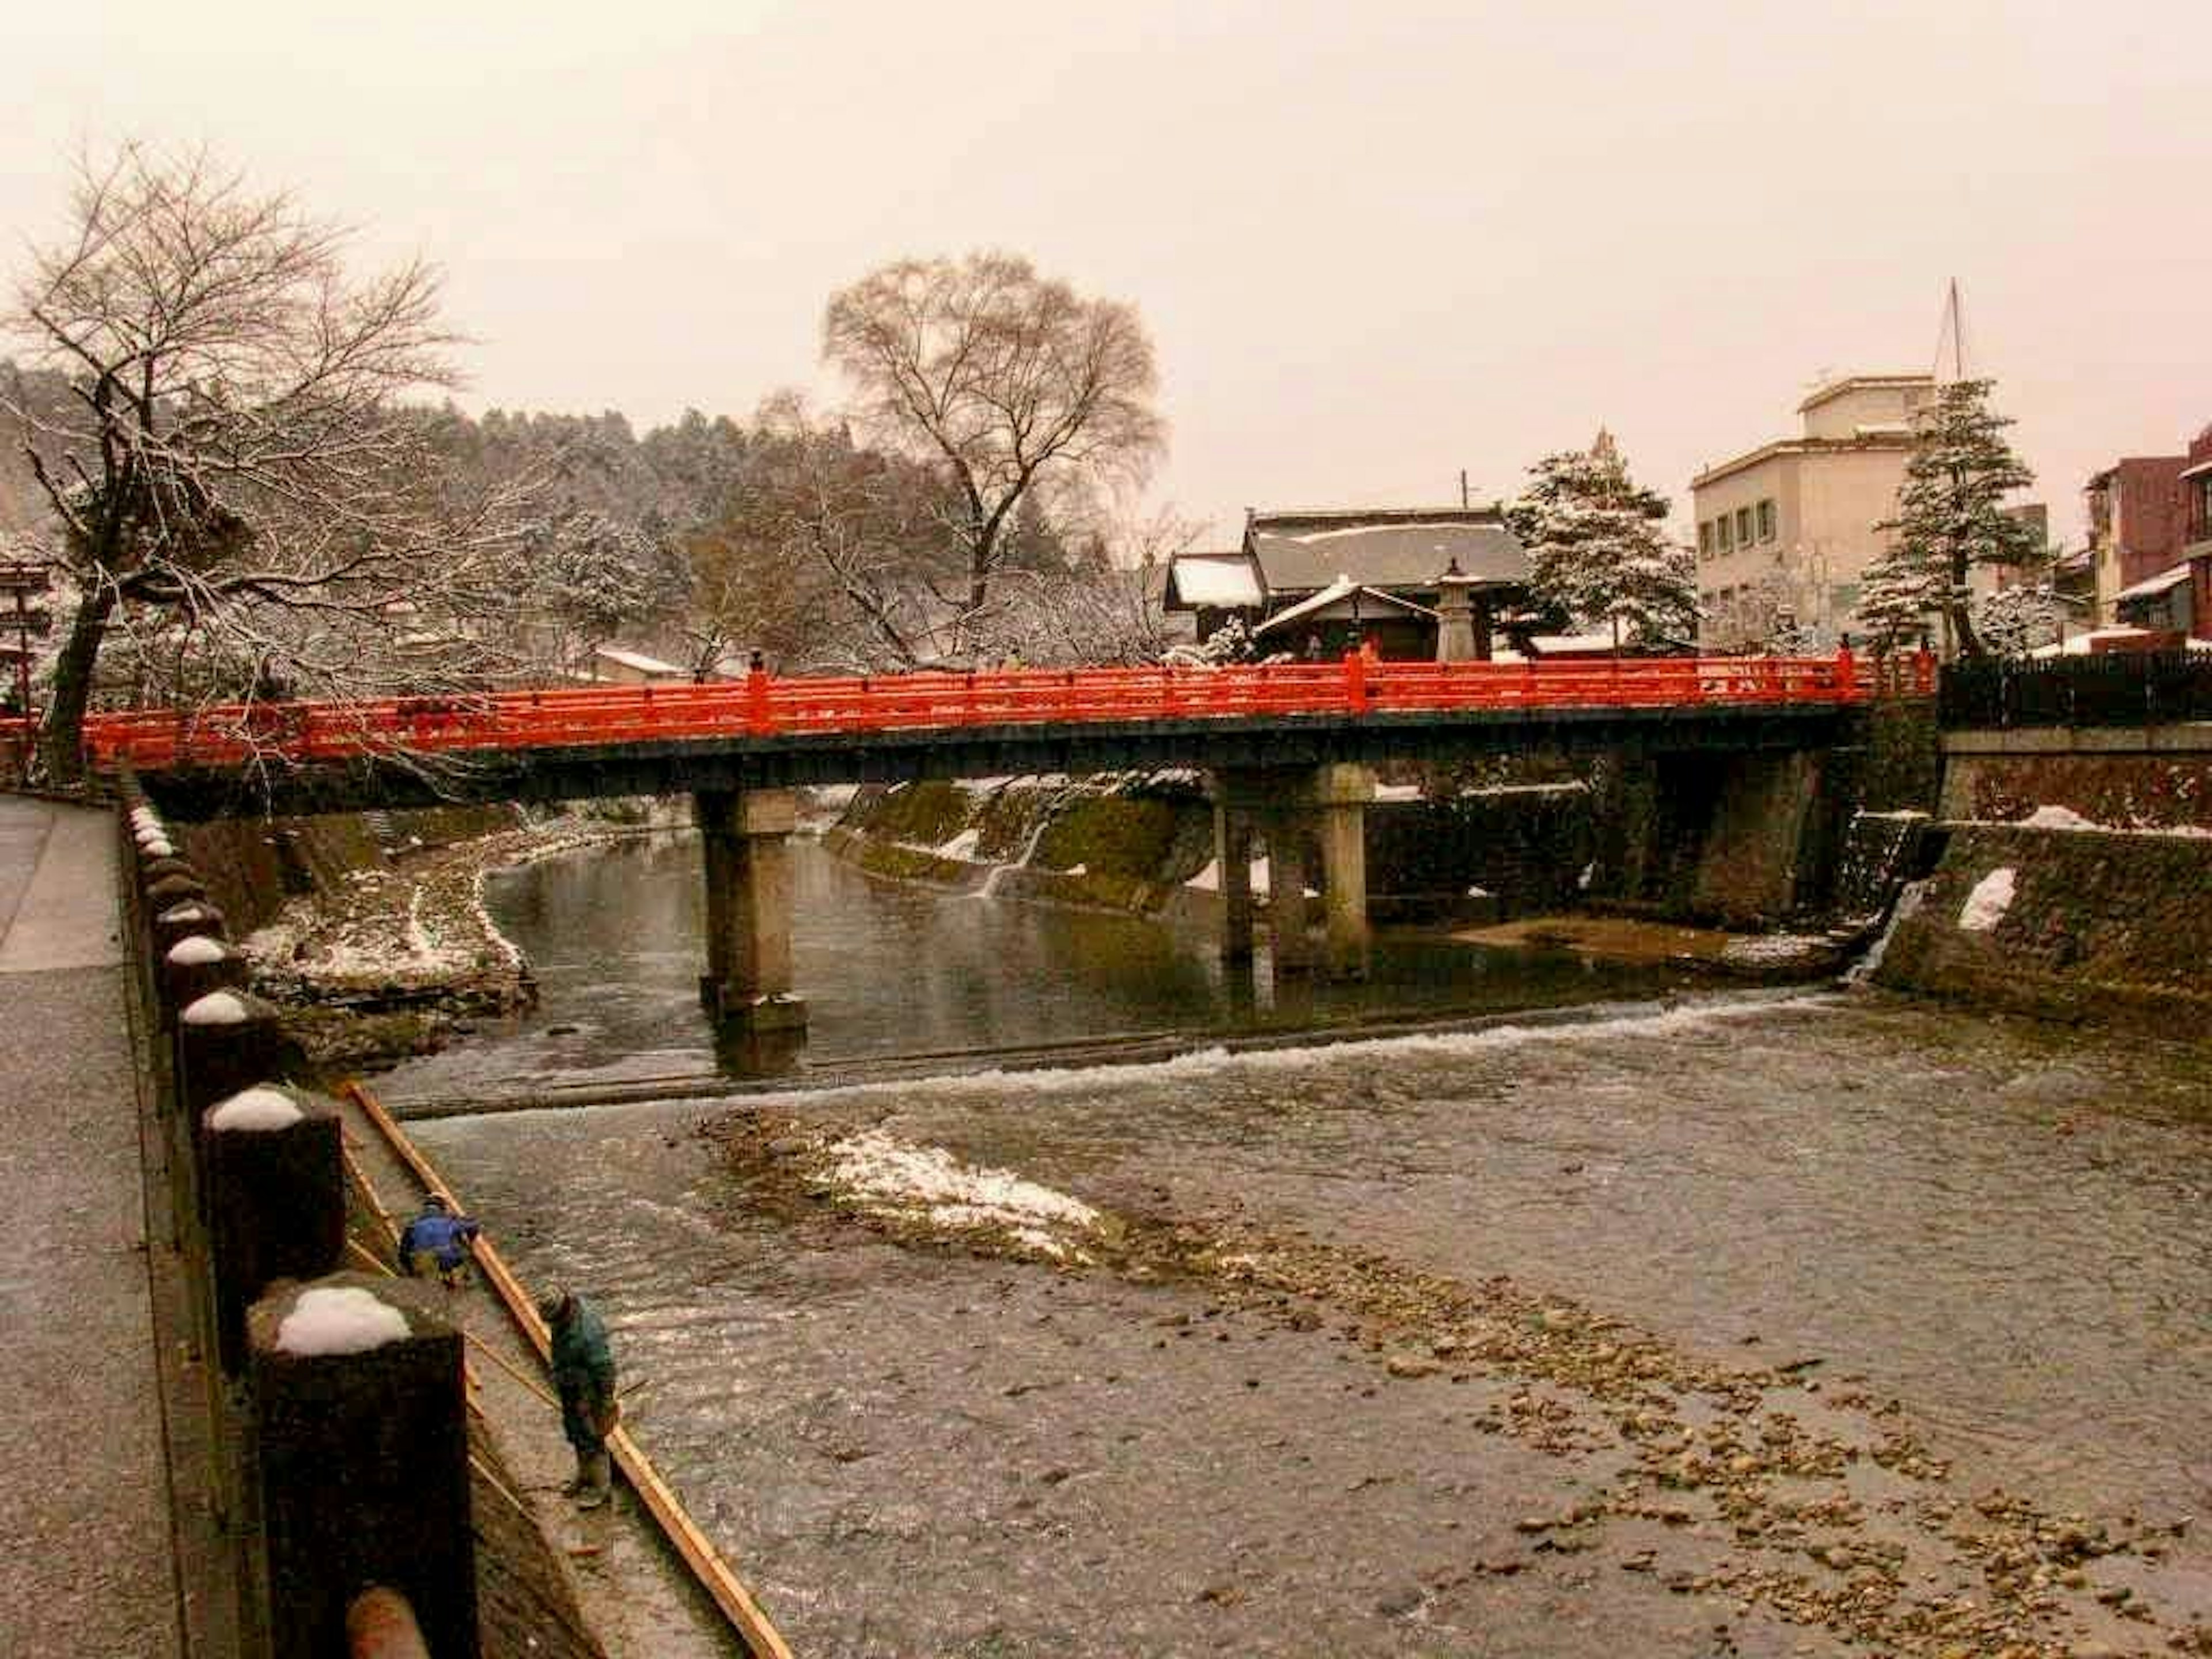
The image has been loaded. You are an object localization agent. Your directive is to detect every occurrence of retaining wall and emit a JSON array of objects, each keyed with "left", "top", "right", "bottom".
[{"left": 1872, "top": 822, "right": 2212, "bottom": 1028}]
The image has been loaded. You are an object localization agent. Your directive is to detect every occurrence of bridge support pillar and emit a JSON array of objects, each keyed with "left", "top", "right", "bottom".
[
  {"left": 1214, "top": 805, "right": 1255, "bottom": 962},
  {"left": 1313, "top": 763, "right": 1373, "bottom": 980},
  {"left": 1266, "top": 815, "right": 1312, "bottom": 973},
  {"left": 1213, "top": 766, "right": 1372, "bottom": 980},
  {"left": 695, "top": 788, "right": 807, "bottom": 1034}
]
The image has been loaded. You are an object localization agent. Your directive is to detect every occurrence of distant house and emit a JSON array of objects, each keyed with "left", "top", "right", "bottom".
[
  {"left": 2182, "top": 425, "right": 2212, "bottom": 639},
  {"left": 2089, "top": 423, "right": 2212, "bottom": 640},
  {"left": 2085, "top": 454, "right": 2189, "bottom": 626},
  {"left": 1164, "top": 506, "right": 1529, "bottom": 660},
  {"left": 590, "top": 645, "right": 691, "bottom": 685}
]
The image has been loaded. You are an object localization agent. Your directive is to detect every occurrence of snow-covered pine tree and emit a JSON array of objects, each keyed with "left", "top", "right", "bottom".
[
  {"left": 1969, "top": 580, "right": 2062, "bottom": 658},
  {"left": 1866, "top": 378, "right": 2039, "bottom": 658},
  {"left": 1505, "top": 431, "right": 1698, "bottom": 650}
]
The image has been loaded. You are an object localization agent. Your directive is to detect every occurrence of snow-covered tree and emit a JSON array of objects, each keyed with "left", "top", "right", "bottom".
[
  {"left": 1969, "top": 580, "right": 2062, "bottom": 658},
  {"left": 1865, "top": 378, "right": 2039, "bottom": 658},
  {"left": 1505, "top": 432, "right": 1698, "bottom": 650},
  {"left": 2, "top": 143, "right": 531, "bottom": 781}
]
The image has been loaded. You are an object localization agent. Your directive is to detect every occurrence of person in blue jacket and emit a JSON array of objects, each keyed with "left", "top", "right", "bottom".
[
  {"left": 397, "top": 1192, "right": 480, "bottom": 1289},
  {"left": 539, "top": 1287, "right": 619, "bottom": 1509}
]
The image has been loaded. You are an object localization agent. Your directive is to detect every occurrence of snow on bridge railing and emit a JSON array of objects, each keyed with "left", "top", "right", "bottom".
[{"left": 77, "top": 649, "right": 1911, "bottom": 774}]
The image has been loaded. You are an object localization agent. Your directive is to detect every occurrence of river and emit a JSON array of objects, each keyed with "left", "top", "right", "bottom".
[{"left": 385, "top": 833, "right": 2212, "bottom": 1658}]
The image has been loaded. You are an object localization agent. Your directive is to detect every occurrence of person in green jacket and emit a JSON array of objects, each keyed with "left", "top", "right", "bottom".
[{"left": 538, "top": 1287, "right": 619, "bottom": 1509}]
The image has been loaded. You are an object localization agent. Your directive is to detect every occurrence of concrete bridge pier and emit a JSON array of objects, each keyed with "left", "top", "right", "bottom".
[
  {"left": 1312, "top": 763, "right": 1374, "bottom": 980},
  {"left": 694, "top": 787, "right": 808, "bottom": 1035},
  {"left": 1213, "top": 766, "right": 1373, "bottom": 980}
]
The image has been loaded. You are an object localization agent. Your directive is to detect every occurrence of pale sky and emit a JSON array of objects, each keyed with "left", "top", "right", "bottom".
[{"left": 10, "top": 1, "right": 2208, "bottom": 544}]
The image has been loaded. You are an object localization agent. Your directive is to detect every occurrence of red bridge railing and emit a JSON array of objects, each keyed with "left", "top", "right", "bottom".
[{"left": 66, "top": 649, "right": 1918, "bottom": 775}]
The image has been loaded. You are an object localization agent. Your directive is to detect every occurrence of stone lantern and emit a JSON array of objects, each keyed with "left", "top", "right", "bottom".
[{"left": 1435, "top": 557, "right": 1490, "bottom": 662}]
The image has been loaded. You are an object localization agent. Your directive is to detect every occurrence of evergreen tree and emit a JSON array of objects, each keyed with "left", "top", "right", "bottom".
[
  {"left": 1505, "top": 431, "right": 1698, "bottom": 650},
  {"left": 1865, "top": 379, "right": 2039, "bottom": 658}
]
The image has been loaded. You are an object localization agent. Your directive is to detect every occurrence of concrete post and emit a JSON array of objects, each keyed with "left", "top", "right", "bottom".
[
  {"left": 162, "top": 934, "right": 248, "bottom": 1031},
  {"left": 153, "top": 898, "right": 228, "bottom": 960},
  {"left": 1213, "top": 802, "right": 1254, "bottom": 963},
  {"left": 1266, "top": 813, "right": 1312, "bottom": 972},
  {"left": 695, "top": 787, "right": 806, "bottom": 1033},
  {"left": 179, "top": 989, "right": 293, "bottom": 1119},
  {"left": 247, "top": 1274, "right": 477, "bottom": 1659},
  {"left": 203, "top": 1087, "right": 344, "bottom": 1374},
  {"left": 146, "top": 871, "right": 210, "bottom": 914},
  {"left": 1313, "top": 763, "right": 1374, "bottom": 979}
]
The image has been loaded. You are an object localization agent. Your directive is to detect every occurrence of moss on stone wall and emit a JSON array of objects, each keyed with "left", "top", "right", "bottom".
[
  {"left": 1874, "top": 823, "right": 2212, "bottom": 1028},
  {"left": 861, "top": 781, "right": 973, "bottom": 849},
  {"left": 1034, "top": 791, "right": 1205, "bottom": 880}
]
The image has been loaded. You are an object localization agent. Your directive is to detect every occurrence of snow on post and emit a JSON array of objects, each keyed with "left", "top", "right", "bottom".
[
  {"left": 205, "top": 1088, "right": 344, "bottom": 1373},
  {"left": 248, "top": 1272, "right": 475, "bottom": 1657}
]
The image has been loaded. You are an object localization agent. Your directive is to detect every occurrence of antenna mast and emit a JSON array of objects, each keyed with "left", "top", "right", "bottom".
[{"left": 1933, "top": 278, "right": 1968, "bottom": 382}]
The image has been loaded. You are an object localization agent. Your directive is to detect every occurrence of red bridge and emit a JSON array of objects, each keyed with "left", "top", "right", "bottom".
[
  {"left": 96, "top": 648, "right": 1922, "bottom": 1029},
  {"left": 82, "top": 650, "right": 1910, "bottom": 785}
]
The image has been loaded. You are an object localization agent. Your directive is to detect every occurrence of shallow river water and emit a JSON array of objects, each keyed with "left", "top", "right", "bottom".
[{"left": 387, "top": 835, "right": 2212, "bottom": 1658}]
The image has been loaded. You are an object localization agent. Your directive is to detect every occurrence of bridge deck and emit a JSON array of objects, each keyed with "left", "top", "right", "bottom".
[{"left": 70, "top": 653, "right": 1923, "bottom": 818}]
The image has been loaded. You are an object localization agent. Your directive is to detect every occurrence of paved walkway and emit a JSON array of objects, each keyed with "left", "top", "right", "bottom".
[{"left": 0, "top": 796, "right": 182, "bottom": 1657}]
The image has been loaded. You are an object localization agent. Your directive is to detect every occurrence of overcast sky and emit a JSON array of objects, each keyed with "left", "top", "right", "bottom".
[{"left": 10, "top": 1, "right": 2207, "bottom": 543}]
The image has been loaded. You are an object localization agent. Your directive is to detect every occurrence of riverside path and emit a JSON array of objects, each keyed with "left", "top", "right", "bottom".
[{"left": 0, "top": 794, "right": 183, "bottom": 1657}]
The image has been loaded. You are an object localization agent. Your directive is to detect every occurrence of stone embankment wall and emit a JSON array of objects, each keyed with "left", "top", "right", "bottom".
[
  {"left": 178, "top": 804, "right": 524, "bottom": 935},
  {"left": 828, "top": 769, "right": 1596, "bottom": 924},
  {"left": 1872, "top": 725, "right": 2212, "bottom": 1028},
  {"left": 1872, "top": 821, "right": 2212, "bottom": 1027}
]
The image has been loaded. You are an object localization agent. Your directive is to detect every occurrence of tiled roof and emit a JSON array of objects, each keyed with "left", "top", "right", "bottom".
[{"left": 1246, "top": 507, "right": 1524, "bottom": 592}]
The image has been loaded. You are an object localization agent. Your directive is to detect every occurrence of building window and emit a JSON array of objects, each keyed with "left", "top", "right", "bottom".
[
  {"left": 1757, "top": 499, "right": 1776, "bottom": 542},
  {"left": 1735, "top": 507, "right": 1753, "bottom": 547},
  {"left": 1698, "top": 521, "right": 1713, "bottom": 557},
  {"left": 1717, "top": 516, "right": 1733, "bottom": 553}
]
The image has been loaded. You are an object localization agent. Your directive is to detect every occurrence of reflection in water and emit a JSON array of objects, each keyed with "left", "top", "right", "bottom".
[{"left": 386, "top": 831, "right": 1694, "bottom": 1100}]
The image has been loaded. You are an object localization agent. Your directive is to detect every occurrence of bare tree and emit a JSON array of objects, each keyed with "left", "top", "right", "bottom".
[
  {"left": 682, "top": 395, "right": 959, "bottom": 672},
  {"left": 821, "top": 251, "right": 1166, "bottom": 658},
  {"left": 3, "top": 143, "right": 529, "bottom": 781}
]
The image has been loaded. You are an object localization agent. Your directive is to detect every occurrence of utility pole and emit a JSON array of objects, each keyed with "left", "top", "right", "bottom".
[
  {"left": 0, "top": 562, "right": 52, "bottom": 777},
  {"left": 1459, "top": 469, "right": 1469, "bottom": 510}
]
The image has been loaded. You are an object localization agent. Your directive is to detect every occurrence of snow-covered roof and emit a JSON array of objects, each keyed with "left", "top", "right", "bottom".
[
  {"left": 1165, "top": 552, "right": 1263, "bottom": 609},
  {"left": 592, "top": 645, "right": 688, "bottom": 677},
  {"left": 2113, "top": 562, "right": 2193, "bottom": 603},
  {"left": 2028, "top": 626, "right": 2161, "bottom": 658},
  {"left": 1247, "top": 508, "right": 1525, "bottom": 592},
  {"left": 1252, "top": 577, "right": 1438, "bottom": 635}
]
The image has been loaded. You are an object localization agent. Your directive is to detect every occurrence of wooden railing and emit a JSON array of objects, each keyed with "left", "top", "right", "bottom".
[{"left": 18, "top": 649, "right": 1919, "bottom": 775}]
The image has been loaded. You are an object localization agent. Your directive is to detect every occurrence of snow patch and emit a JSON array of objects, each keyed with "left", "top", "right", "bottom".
[
  {"left": 1185, "top": 858, "right": 1219, "bottom": 892},
  {"left": 1957, "top": 868, "right": 2016, "bottom": 933},
  {"left": 140, "top": 837, "right": 175, "bottom": 858},
  {"left": 1721, "top": 933, "right": 1828, "bottom": 968},
  {"left": 182, "top": 990, "right": 252, "bottom": 1026},
  {"left": 275, "top": 1286, "right": 410, "bottom": 1357},
  {"left": 207, "top": 1087, "right": 305, "bottom": 1132},
  {"left": 825, "top": 1128, "right": 1100, "bottom": 1259},
  {"left": 2018, "top": 805, "right": 2097, "bottom": 831},
  {"left": 937, "top": 828, "right": 982, "bottom": 860},
  {"left": 166, "top": 935, "right": 231, "bottom": 967},
  {"left": 160, "top": 902, "right": 215, "bottom": 924}
]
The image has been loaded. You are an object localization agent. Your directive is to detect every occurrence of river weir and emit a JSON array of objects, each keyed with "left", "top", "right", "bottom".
[{"left": 384, "top": 834, "right": 2212, "bottom": 1657}]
